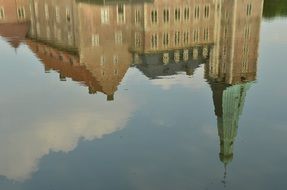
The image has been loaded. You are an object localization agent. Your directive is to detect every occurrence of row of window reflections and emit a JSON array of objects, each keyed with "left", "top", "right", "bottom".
[
  {"left": 151, "top": 5, "right": 210, "bottom": 24},
  {"left": 0, "top": 2, "right": 253, "bottom": 23},
  {"left": 91, "top": 31, "right": 123, "bottom": 47},
  {"left": 100, "top": 5, "right": 211, "bottom": 25},
  {"left": 0, "top": 7, "right": 26, "bottom": 20},
  {"left": 40, "top": 45, "right": 121, "bottom": 77},
  {"left": 33, "top": 3, "right": 72, "bottom": 23},
  {"left": 33, "top": 4, "right": 211, "bottom": 25},
  {"left": 151, "top": 29, "right": 210, "bottom": 49},
  {"left": 220, "top": 59, "right": 249, "bottom": 73},
  {"left": 221, "top": 43, "right": 250, "bottom": 73},
  {"left": 90, "top": 29, "right": 210, "bottom": 49},
  {"left": 34, "top": 3, "right": 126, "bottom": 24},
  {"left": 32, "top": 23, "right": 74, "bottom": 46},
  {"left": 33, "top": 22, "right": 250, "bottom": 56},
  {"left": 34, "top": 22, "right": 249, "bottom": 50}
]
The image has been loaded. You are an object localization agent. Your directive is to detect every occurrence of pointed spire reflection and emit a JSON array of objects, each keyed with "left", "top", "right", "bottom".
[
  {"left": 204, "top": 0, "right": 263, "bottom": 185},
  {"left": 211, "top": 82, "right": 252, "bottom": 186}
]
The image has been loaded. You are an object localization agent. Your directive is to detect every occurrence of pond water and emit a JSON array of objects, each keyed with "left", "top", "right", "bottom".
[{"left": 0, "top": 0, "right": 286, "bottom": 189}]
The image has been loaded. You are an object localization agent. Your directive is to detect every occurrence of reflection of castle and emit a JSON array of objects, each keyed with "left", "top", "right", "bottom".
[
  {"left": 26, "top": 0, "right": 137, "bottom": 100},
  {"left": 25, "top": 0, "right": 226, "bottom": 89},
  {"left": 0, "top": 0, "right": 263, "bottom": 165},
  {"left": 0, "top": 0, "right": 262, "bottom": 95}
]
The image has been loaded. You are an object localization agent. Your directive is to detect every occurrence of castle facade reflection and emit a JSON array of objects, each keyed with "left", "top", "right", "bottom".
[
  {"left": 0, "top": 0, "right": 264, "bottom": 181},
  {"left": 2, "top": 0, "right": 262, "bottom": 93}
]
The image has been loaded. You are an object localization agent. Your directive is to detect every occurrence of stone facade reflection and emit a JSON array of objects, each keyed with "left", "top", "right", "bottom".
[
  {"left": 1, "top": 0, "right": 262, "bottom": 98},
  {"left": 207, "top": 0, "right": 263, "bottom": 85},
  {"left": 28, "top": 0, "right": 79, "bottom": 50}
]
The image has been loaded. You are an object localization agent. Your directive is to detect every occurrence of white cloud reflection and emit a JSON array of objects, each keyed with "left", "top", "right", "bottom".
[
  {"left": 150, "top": 66, "right": 206, "bottom": 90},
  {"left": 0, "top": 96, "right": 135, "bottom": 182}
]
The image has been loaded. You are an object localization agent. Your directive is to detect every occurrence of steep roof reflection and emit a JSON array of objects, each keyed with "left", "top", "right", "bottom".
[
  {"left": 0, "top": 23, "right": 29, "bottom": 48},
  {"left": 26, "top": 40, "right": 106, "bottom": 94}
]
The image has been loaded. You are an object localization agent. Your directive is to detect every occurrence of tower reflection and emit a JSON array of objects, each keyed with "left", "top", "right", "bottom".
[
  {"left": 205, "top": 0, "right": 263, "bottom": 184},
  {"left": 207, "top": 0, "right": 262, "bottom": 84}
]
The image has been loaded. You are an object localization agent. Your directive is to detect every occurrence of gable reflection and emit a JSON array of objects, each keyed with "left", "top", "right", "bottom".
[{"left": 0, "top": 0, "right": 263, "bottom": 184}]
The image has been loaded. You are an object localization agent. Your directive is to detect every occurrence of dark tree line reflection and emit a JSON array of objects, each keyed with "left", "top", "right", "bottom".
[{"left": 263, "top": 0, "right": 287, "bottom": 19}]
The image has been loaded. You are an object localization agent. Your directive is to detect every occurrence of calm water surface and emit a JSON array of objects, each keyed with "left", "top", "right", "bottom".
[{"left": 0, "top": 0, "right": 287, "bottom": 189}]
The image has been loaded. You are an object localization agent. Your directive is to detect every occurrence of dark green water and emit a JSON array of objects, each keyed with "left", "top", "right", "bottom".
[{"left": 0, "top": 0, "right": 286, "bottom": 189}]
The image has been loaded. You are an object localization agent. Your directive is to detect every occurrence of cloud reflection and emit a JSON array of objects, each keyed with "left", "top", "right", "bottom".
[
  {"left": 0, "top": 95, "right": 135, "bottom": 181},
  {"left": 150, "top": 67, "right": 206, "bottom": 91}
]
